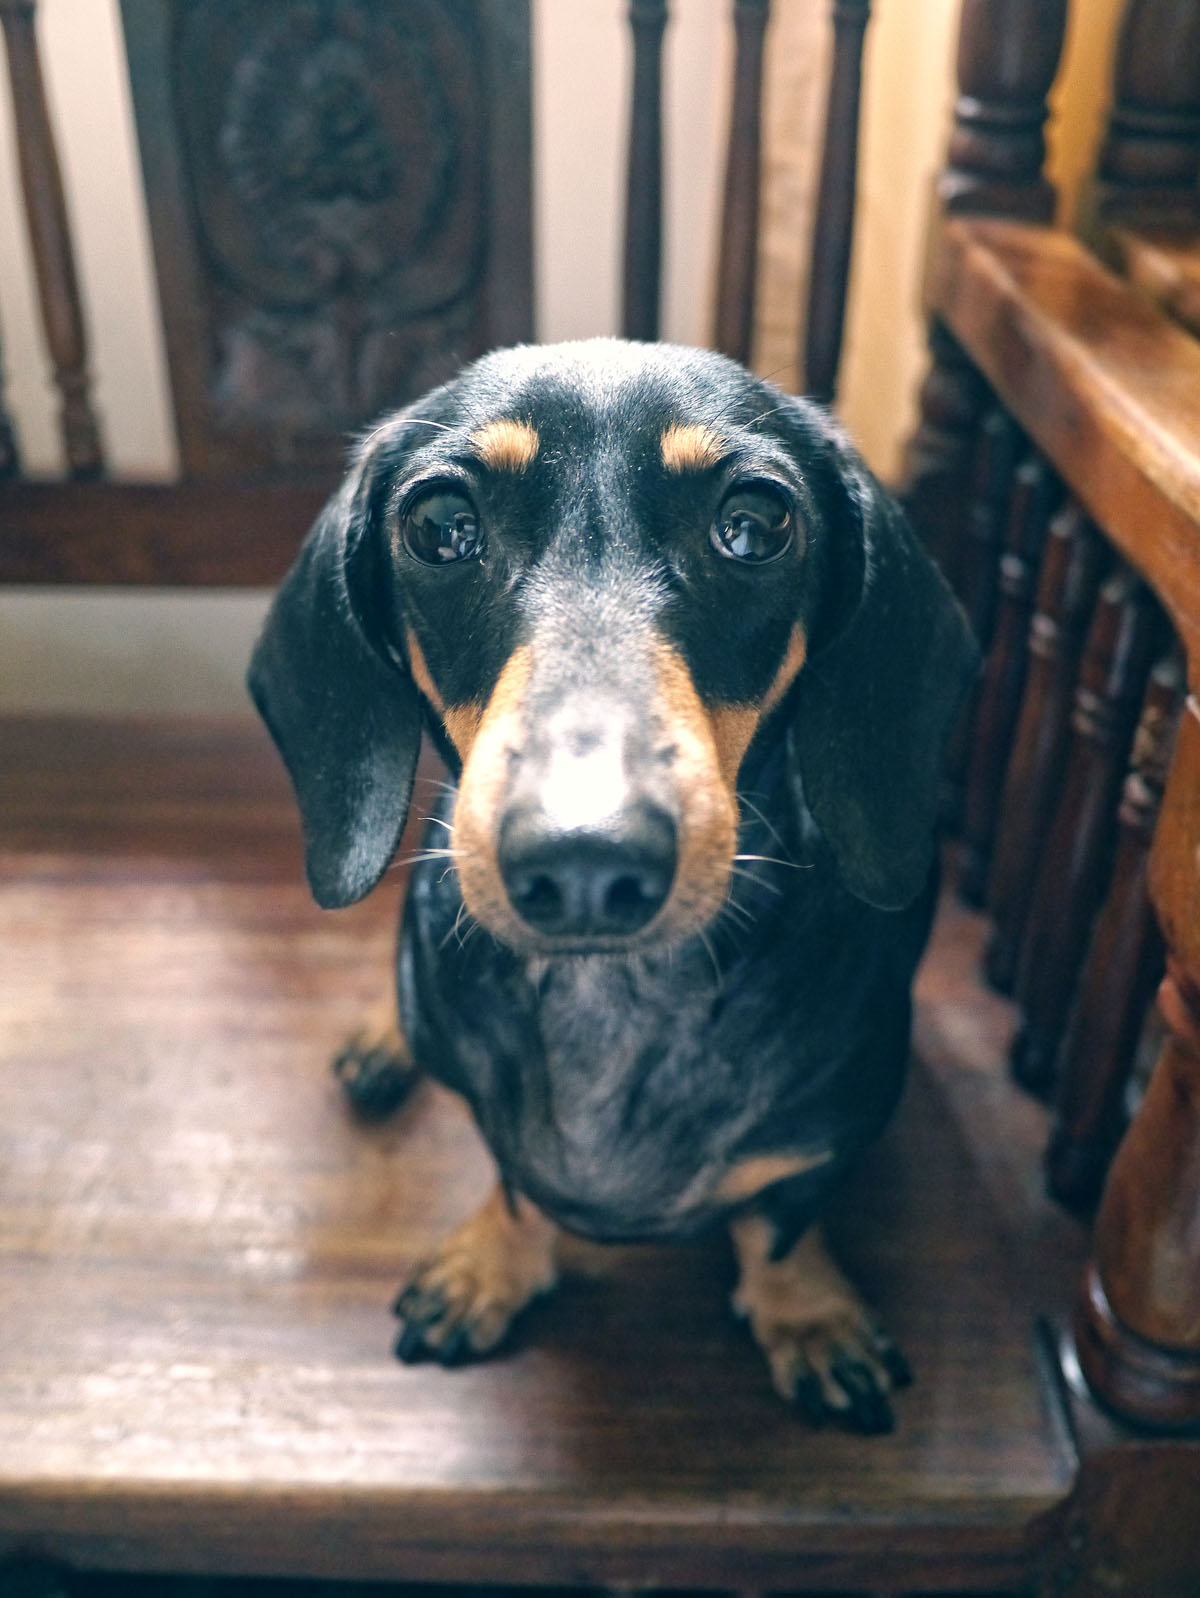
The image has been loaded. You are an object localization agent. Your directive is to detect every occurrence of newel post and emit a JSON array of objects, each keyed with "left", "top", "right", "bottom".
[{"left": 1073, "top": 672, "right": 1200, "bottom": 1430}]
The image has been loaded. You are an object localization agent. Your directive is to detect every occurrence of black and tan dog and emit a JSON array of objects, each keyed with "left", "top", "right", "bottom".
[{"left": 250, "top": 339, "right": 977, "bottom": 1432}]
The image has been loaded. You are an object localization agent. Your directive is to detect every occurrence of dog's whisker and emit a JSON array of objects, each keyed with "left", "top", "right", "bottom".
[
  {"left": 728, "top": 863, "right": 783, "bottom": 895},
  {"left": 733, "top": 851, "right": 807, "bottom": 873},
  {"left": 736, "top": 792, "right": 791, "bottom": 852}
]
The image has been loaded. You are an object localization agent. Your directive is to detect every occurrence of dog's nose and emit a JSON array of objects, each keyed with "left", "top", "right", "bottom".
[{"left": 498, "top": 803, "right": 676, "bottom": 939}]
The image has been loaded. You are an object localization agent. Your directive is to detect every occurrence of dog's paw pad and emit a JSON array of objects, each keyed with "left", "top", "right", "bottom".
[{"left": 332, "top": 1033, "right": 419, "bottom": 1119}]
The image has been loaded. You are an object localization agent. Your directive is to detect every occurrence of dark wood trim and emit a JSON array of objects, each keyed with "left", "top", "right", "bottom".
[
  {"left": 0, "top": 477, "right": 333, "bottom": 585},
  {"left": 622, "top": 0, "right": 669, "bottom": 342},
  {"left": 804, "top": 0, "right": 871, "bottom": 403},
  {"left": 713, "top": 0, "right": 770, "bottom": 365}
]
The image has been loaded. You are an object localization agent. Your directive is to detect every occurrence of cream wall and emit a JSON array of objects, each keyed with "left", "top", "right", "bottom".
[{"left": 0, "top": 0, "right": 1120, "bottom": 714}]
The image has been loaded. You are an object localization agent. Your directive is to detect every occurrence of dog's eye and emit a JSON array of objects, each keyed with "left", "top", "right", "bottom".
[
  {"left": 712, "top": 483, "right": 794, "bottom": 564},
  {"left": 400, "top": 488, "right": 482, "bottom": 565}
]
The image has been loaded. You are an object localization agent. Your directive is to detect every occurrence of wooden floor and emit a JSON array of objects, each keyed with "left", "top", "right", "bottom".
[{"left": 0, "top": 716, "right": 1085, "bottom": 1595}]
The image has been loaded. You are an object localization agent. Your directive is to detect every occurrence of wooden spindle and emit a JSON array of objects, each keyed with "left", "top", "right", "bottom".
[
  {"left": 985, "top": 506, "right": 1108, "bottom": 993},
  {"left": 1011, "top": 570, "right": 1161, "bottom": 1097},
  {"left": 957, "top": 407, "right": 1023, "bottom": 645},
  {"left": 1074, "top": 694, "right": 1200, "bottom": 1431},
  {"left": 803, "top": 0, "right": 871, "bottom": 404},
  {"left": 899, "top": 322, "right": 991, "bottom": 585},
  {"left": 622, "top": 0, "right": 669, "bottom": 343},
  {"left": 1047, "top": 650, "right": 1185, "bottom": 1212},
  {"left": 941, "top": 0, "right": 1070, "bottom": 221},
  {"left": 959, "top": 452, "right": 1058, "bottom": 906},
  {"left": 713, "top": 0, "right": 770, "bottom": 366},
  {"left": 1097, "top": 0, "right": 1200, "bottom": 221},
  {"left": 0, "top": 0, "right": 103, "bottom": 477},
  {"left": 0, "top": 324, "right": 19, "bottom": 478}
]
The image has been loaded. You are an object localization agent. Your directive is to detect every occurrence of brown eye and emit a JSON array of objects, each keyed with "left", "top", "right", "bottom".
[
  {"left": 712, "top": 482, "right": 794, "bottom": 564},
  {"left": 401, "top": 488, "right": 482, "bottom": 564}
]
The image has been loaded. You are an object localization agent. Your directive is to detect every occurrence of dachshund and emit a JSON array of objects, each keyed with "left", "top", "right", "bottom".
[{"left": 249, "top": 339, "right": 978, "bottom": 1432}]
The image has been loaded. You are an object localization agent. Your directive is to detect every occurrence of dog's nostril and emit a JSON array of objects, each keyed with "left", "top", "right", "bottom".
[
  {"left": 499, "top": 804, "right": 676, "bottom": 941},
  {"left": 511, "top": 872, "right": 564, "bottom": 925},
  {"left": 603, "top": 872, "right": 663, "bottom": 930}
]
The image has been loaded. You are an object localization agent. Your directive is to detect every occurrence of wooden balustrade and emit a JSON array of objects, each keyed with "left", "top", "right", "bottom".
[
  {"left": 804, "top": 0, "right": 871, "bottom": 402},
  {"left": 0, "top": 0, "right": 103, "bottom": 477},
  {"left": 941, "top": 0, "right": 1069, "bottom": 222},
  {"left": 959, "top": 452, "right": 1059, "bottom": 905},
  {"left": 1096, "top": 0, "right": 1200, "bottom": 222},
  {"left": 984, "top": 505, "right": 1108, "bottom": 993},
  {"left": 713, "top": 0, "right": 770, "bottom": 365},
  {"left": 622, "top": 0, "right": 669, "bottom": 343},
  {"left": 1047, "top": 649, "right": 1185, "bottom": 1210}
]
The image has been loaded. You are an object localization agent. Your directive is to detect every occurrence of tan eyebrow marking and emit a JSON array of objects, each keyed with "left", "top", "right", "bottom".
[
  {"left": 405, "top": 627, "right": 482, "bottom": 759},
  {"left": 660, "top": 422, "right": 728, "bottom": 473},
  {"left": 469, "top": 419, "right": 539, "bottom": 472}
]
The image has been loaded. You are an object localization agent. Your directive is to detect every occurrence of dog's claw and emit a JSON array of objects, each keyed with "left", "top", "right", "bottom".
[
  {"left": 792, "top": 1369, "right": 828, "bottom": 1426},
  {"left": 832, "top": 1353, "right": 894, "bottom": 1434},
  {"left": 394, "top": 1321, "right": 430, "bottom": 1363}
]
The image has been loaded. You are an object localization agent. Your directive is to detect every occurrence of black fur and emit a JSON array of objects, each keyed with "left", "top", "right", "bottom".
[{"left": 250, "top": 338, "right": 976, "bottom": 1284}]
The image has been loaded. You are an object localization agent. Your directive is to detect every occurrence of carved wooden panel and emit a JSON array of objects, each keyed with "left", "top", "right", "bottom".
[{"left": 120, "top": 0, "right": 532, "bottom": 476}]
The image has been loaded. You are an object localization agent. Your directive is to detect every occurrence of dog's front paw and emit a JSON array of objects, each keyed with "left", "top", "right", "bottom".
[
  {"left": 730, "top": 1215, "right": 911, "bottom": 1432},
  {"left": 393, "top": 1187, "right": 558, "bottom": 1365},
  {"left": 333, "top": 1019, "right": 419, "bottom": 1120}
]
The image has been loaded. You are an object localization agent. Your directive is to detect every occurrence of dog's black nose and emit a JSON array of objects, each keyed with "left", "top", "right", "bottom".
[{"left": 498, "top": 804, "right": 676, "bottom": 940}]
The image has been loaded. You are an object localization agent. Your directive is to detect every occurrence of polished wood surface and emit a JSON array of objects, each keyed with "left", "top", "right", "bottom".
[
  {"left": 1109, "top": 224, "right": 1200, "bottom": 340},
  {"left": 929, "top": 216, "right": 1200, "bottom": 665},
  {"left": 0, "top": 716, "right": 1074, "bottom": 1590}
]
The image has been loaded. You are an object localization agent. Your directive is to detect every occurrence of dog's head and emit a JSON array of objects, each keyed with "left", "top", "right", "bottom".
[{"left": 250, "top": 339, "right": 977, "bottom": 950}]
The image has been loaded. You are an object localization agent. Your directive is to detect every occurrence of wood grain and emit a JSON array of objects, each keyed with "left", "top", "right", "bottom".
[
  {"left": 928, "top": 216, "right": 1200, "bottom": 668},
  {"left": 0, "top": 716, "right": 1073, "bottom": 1589}
]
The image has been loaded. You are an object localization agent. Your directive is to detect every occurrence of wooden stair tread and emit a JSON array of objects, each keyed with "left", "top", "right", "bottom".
[
  {"left": 928, "top": 216, "right": 1200, "bottom": 657},
  {"left": 0, "top": 715, "right": 1075, "bottom": 1590}
]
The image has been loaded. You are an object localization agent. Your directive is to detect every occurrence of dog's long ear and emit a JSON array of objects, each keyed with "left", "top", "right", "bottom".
[
  {"left": 248, "top": 470, "right": 422, "bottom": 910},
  {"left": 790, "top": 457, "right": 979, "bottom": 911}
]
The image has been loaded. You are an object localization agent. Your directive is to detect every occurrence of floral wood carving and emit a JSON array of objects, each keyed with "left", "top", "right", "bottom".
[{"left": 173, "top": 0, "right": 487, "bottom": 444}]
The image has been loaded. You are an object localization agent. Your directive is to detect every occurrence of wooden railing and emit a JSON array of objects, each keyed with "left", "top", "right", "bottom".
[{"left": 906, "top": 0, "right": 1200, "bottom": 1434}]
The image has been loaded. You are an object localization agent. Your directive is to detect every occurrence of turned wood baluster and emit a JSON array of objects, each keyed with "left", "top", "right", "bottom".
[
  {"left": 804, "top": 0, "right": 871, "bottom": 404},
  {"left": 985, "top": 506, "right": 1109, "bottom": 993},
  {"left": 0, "top": 324, "right": 18, "bottom": 478},
  {"left": 622, "top": 0, "right": 669, "bottom": 343},
  {"left": 957, "top": 407, "right": 1022, "bottom": 643},
  {"left": 898, "top": 324, "right": 991, "bottom": 583},
  {"left": 905, "top": 0, "right": 1067, "bottom": 594},
  {"left": 1074, "top": 687, "right": 1200, "bottom": 1431},
  {"left": 0, "top": 0, "right": 103, "bottom": 477},
  {"left": 713, "top": 0, "right": 770, "bottom": 366},
  {"left": 1011, "top": 570, "right": 1161, "bottom": 1097},
  {"left": 941, "top": 0, "right": 1070, "bottom": 221},
  {"left": 959, "top": 453, "right": 1059, "bottom": 906},
  {"left": 1097, "top": 0, "right": 1200, "bottom": 221},
  {"left": 1047, "top": 649, "right": 1185, "bottom": 1212}
]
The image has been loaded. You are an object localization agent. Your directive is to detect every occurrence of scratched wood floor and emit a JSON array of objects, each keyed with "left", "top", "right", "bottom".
[{"left": 0, "top": 715, "right": 1082, "bottom": 1595}]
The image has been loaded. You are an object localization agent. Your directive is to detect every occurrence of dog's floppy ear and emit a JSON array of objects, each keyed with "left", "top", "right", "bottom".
[
  {"left": 790, "top": 455, "right": 979, "bottom": 911},
  {"left": 248, "top": 468, "right": 422, "bottom": 910}
]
